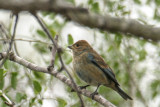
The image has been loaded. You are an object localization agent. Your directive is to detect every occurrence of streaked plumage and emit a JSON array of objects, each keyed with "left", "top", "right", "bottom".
[{"left": 68, "top": 40, "right": 132, "bottom": 100}]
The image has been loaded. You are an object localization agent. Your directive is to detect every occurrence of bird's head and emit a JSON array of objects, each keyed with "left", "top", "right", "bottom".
[{"left": 68, "top": 40, "right": 92, "bottom": 55}]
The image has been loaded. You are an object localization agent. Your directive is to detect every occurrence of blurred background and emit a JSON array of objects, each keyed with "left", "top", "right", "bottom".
[{"left": 0, "top": 0, "right": 160, "bottom": 107}]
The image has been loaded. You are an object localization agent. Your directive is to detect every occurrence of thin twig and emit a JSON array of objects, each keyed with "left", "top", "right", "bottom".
[
  {"left": 0, "top": 90, "right": 15, "bottom": 107},
  {"left": 48, "top": 35, "right": 58, "bottom": 71},
  {"left": 0, "top": 14, "right": 18, "bottom": 68},
  {"left": 33, "top": 13, "right": 85, "bottom": 107},
  {"left": 0, "top": 23, "right": 10, "bottom": 39},
  {"left": 0, "top": 38, "right": 50, "bottom": 45},
  {"left": 0, "top": 52, "right": 116, "bottom": 107},
  {"left": 13, "top": 41, "right": 20, "bottom": 56}
]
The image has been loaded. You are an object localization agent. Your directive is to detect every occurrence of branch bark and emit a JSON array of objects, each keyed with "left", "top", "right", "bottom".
[
  {"left": 0, "top": 14, "right": 18, "bottom": 68},
  {"left": 0, "top": 0, "right": 159, "bottom": 41},
  {"left": 0, "top": 90, "right": 15, "bottom": 107},
  {"left": 33, "top": 13, "right": 85, "bottom": 107},
  {"left": 0, "top": 52, "right": 116, "bottom": 107}
]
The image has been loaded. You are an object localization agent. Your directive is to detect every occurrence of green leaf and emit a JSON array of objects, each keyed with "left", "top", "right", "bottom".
[
  {"left": 49, "top": 28, "right": 56, "bottom": 38},
  {"left": 91, "top": 2, "right": 100, "bottom": 13},
  {"left": 151, "top": 80, "right": 160, "bottom": 90},
  {"left": 11, "top": 72, "right": 18, "bottom": 89},
  {"left": 117, "top": 5, "right": 125, "bottom": 10},
  {"left": 71, "top": 102, "right": 81, "bottom": 107},
  {"left": 137, "top": 70, "right": 145, "bottom": 79},
  {"left": 154, "top": 8, "right": 160, "bottom": 21},
  {"left": 134, "top": 0, "right": 141, "bottom": 4},
  {"left": 67, "top": 0, "right": 75, "bottom": 4},
  {"left": 33, "top": 80, "right": 42, "bottom": 94},
  {"left": 122, "top": 11, "right": 131, "bottom": 15},
  {"left": 152, "top": 91, "right": 158, "bottom": 98},
  {"left": 99, "top": 86, "right": 111, "bottom": 97},
  {"left": 29, "top": 97, "right": 36, "bottom": 106},
  {"left": 33, "top": 43, "right": 48, "bottom": 54},
  {"left": 88, "top": 0, "right": 93, "bottom": 5},
  {"left": 105, "top": 1, "right": 115, "bottom": 12},
  {"left": 139, "top": 49, "right": 147, "bottom": 61},
  {"left": 0, "top": 90, "right": 2, "bottom": 96},
  {"left": 4, "top": 61, "right": 8, "bottom": 69},
  {"left": 146, "top": 0, "right": 151, "bottom": 4},
  {"left": 113, "top": 62, "right": 119, "bottom": 69},
  {"left": 136, "top": 90, "right": 141, "bottom": 98},
  {"left": 49, "top": 13, "right": 56, "bottom": 19},
  {"left": 1, "top": 101, "right": 8, "bottom": 107},
  {"left": 150, "top": 80, "right": 160, "bottom": 98},
  {"left": 66, "top": 57, "right": 72, "bottom": 64},
  {"left": 155, "top": 0, "right": 160, "bottom": 6},
  {"left": 52, "top": 20, "right": 63, "bottom": 31},
  {"left": 138, "top": 19, "right": 147, "bottom": 25},
  {"left": 122, "top": 72, "right": 129, "bottom": 86},
  {"left": 115, "top": 33, "right": 122, "bottom": 47},
  {"left": 57, "top": 97, "right": 67, "bottom": 107},
  {"left": 67, "top": 34, "right": 74, "bottom": 45},
  {"left": 38, "top": 99, "right": 43, "bottom": 105},
  {"left": 139, "top": 40, "right": 146, "bottom": 46},
  {"left": 37, "top": 29, "right": 47, "bottom": 38},
  {"left": 107, "top": 45, "right": 113, "bottom": 52},
  {"left": 41, "top": 12, "right": 50, "bottom": 17},
  {"left": 0, "top": 69, "right": 4, "bottom": 89},
  {"left": 16, "top": 92, "right": 27, "bottom": 102},
  {"left": 33, "top": 71, "right": 45, "bottom": 80}
]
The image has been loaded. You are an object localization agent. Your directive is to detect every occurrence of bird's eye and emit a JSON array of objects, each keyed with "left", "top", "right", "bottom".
[{"left": 75, "top": 44, "right": 79, "bottom": 47}]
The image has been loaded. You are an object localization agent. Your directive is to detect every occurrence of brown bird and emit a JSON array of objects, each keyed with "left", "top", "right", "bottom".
[{"left": 68, "top": 40, "right": 132, "bottom": 100}]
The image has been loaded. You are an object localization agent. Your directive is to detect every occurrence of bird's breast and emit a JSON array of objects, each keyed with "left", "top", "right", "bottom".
[{"left": 73, "top": 55, "right": 109, "bottom": 86}]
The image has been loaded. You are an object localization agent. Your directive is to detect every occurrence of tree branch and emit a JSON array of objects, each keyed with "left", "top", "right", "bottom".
[
  {"left": 0, "top": 14, "right": 18, "bottom": 68},
  {"left": 0, "top": 38, "right": 51, "bottom": 45},
  {"left": 48, "top": 35, "right": 58, "bottom": 70},
  {"left": 33, "top": 13, "right": 85, "bottom": 107},
  {"left": 0, "top": 0, "right": 159, "bottom": 41},
  {"left": 0, "top": 52, "right": 116, "bottom": 107},
  {"left": 0, "top": 90, "right": 15, "bottom": 107}
]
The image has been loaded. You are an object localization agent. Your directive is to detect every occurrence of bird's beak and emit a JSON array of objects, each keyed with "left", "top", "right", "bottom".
[{"left": 68, "top": 45, "right": 72, "bottom": 49}]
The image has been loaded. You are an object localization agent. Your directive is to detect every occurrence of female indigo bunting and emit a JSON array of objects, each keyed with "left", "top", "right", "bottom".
[{"left": 68, "top": 40, "right": 132, "bottom": 100}]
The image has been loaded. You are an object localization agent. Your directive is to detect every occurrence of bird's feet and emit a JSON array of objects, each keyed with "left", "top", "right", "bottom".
[
  {"left": 71, "top": 85, "right": 90, "bottom": 92},
  {"left": 90, "top": 84, "right": 100, "bottom": 99},
  {"left": 90, "top": 91, "right": 98, "bottom": 99},
  {"left": 47, "top": 65, "right": 54, "bottom": 72},
  {"left": 79, "top": 85, "right": 90, "bottom": 90},
  {"left": 71, "top": 88, "right": 75, "bottom": 92}
]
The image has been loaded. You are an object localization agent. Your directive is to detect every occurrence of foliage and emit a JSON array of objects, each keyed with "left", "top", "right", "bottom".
[{"left": 0, "top": 0, "right": 160, "bottom": 107}]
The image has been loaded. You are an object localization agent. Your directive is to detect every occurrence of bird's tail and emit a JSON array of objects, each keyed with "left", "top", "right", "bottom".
[{"left": 115, "top": 86, "right": 133, "bottom": 100}]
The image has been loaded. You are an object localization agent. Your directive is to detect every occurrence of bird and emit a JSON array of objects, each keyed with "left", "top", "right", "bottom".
[{"left": 68, "top": 40, "right": 132, "bottom": 100}]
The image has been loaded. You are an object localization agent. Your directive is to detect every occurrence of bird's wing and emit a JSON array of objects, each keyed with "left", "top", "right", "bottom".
[{"left": 88, "top": 53, "right": 119, "bottom": 86}]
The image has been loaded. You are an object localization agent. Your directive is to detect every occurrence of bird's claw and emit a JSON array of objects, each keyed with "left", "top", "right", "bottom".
[
  {"left": 90, "top": 91, "right": 98, "bottom": 99},
  {"left": 79, "top": 85, "right": 90, "bottom": 90},
  {"left": 71, "top": 85, "right": 90, "bottom": 92},
  {"left": 47, "top": 65, "right": 54, "bottom": 71},
  {"left": 71, "top": 89, "right": 74, "bottom": 92}
]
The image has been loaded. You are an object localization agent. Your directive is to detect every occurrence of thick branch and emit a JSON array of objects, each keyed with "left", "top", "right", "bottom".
[
  {"left": 0, "top": 0, "right": 160, "bottom": 41},
  {"left": 0, "top": 52, "right": 116, "bottom": 107}
]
